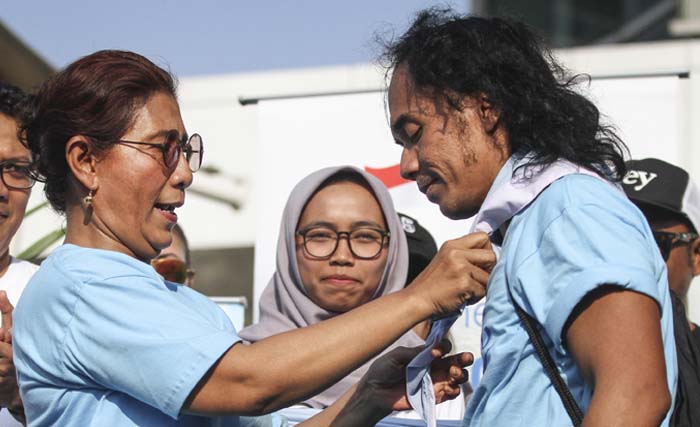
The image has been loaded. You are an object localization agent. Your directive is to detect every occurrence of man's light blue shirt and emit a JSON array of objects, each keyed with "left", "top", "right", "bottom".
[
  {"left": 13, "top": 244, "right": 280, "bottom": 426},
  {"left": 464, "top": 160, "right": 677, "bottom": 426}
]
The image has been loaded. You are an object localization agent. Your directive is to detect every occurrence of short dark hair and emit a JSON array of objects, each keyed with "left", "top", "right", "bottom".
[
  {"left": 22, "top": 50, "right": 177, "bottom": 213},
  {"left": 0, "top": 81, "right": 30, "bottom": 121},
  {"left": 317, "top": 169, "right": 374, "bottom": 196},
  {"left": 380, "top": 8, "right": 627, "bottom": 181}
]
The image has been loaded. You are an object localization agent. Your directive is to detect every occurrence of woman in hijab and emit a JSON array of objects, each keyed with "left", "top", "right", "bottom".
[
  {"left": 239, "top": 166, "right": 463, "bottom": 419},
  {"left": 12, "top": 50, "right": 491, "bottom": 426}
]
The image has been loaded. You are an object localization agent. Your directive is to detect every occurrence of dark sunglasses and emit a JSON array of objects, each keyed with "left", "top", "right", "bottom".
[
  {"left": 152, "top": 257, "right": 195, "bottom": 285},
  {"left": 652, "top": 230, "right": 698, "bottom": 261},
  {"left": 116, "top": 130, "right": 203, "bottom": 172}
]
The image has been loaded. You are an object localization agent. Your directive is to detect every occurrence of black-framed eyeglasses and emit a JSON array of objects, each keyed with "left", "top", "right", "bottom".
[
  {"left": 652, "top": 230, "right": 698, "bottom": 262},
  {"left": 0, "top": 160, "right": 35, "bottom": 190},
  {"left": 116, "top": 130, "right": 203, "bottom": 172},
  {"left": 296, "top": 226, "right": 390, "bottom": 259}
]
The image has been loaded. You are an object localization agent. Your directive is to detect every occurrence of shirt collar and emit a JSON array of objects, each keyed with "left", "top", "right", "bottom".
[{"left": 470, "top": 153, "right": 618, "bottom": 236}]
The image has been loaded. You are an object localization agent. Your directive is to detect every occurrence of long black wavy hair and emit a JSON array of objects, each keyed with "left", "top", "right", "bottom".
[{"left": 380, "top": 8, "right": 627, "bottom": 181}]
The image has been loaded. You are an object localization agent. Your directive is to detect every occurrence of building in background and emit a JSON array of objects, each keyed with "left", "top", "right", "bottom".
[
  {"left": 472, "top": 0, "right": 699, "bottom": 46},
  {"left": 0, "top": 20, "right": 53, "bottom": 91}
]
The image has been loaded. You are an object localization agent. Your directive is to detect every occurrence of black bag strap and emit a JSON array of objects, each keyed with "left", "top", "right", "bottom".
[
  {"left": 495, "top": 223, "right": 583, "bottom": 425},
  {"left": 512, "top": 297, "right": 584, "bottom": 426}
]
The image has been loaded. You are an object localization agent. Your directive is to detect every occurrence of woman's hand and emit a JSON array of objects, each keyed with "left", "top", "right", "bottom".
[{"left": 408, "top": 232, "right": 495, "bottom": 317}]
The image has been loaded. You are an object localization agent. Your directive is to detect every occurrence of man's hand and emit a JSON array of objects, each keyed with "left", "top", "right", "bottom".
[
  {"left": 360, "top": 339, "right": 471, "bottom": 412},
  {"left": 0, "top": 291, "right": 23, "bottom": 421},
  {"left": 300, "top": 341, "right": 472, "bottom": 427},
  {"left": 408, "top": 232, "right": 495, "bottom": 317}
]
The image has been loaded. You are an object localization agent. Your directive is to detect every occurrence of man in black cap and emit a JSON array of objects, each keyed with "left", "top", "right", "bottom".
[{"left": 623, "top": 158, "right": 700, "bottom": 426}]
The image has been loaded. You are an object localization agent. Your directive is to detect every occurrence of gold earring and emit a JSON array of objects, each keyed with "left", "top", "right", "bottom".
[{"left": 84, "top": 189, "right": 95, "bottom": 207}]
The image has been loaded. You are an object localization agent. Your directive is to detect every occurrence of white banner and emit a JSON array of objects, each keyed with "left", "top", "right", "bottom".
[{"left": 254, "top": 75, "right": 684, "bottom": 390}]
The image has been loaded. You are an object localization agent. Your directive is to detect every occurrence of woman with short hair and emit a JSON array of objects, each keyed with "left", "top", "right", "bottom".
[{"left": 13, "top": 49, "right": 492, "bottom": 426}]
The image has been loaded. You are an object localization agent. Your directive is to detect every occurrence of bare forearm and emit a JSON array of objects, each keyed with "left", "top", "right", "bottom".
[
  {"left": 188, "top": 288, "right": 430, "bottom": 414},
  {"left": 567, "top": 288, "right": 671, "bottom": 427},
  {"left": 297, "top": 389, "right": 354, "bottom": 427},
  {"left": 187, "top": 232, "right": 494, "bottom": 414},
  {"left": 241, "top": 290, "right": 428, "bottom": 410},
  {"left": 299, "top": 383, "right": 388, "bottom": 427},
  {"left": 583, "top": 383, "right": 670, "bottom": 427}
]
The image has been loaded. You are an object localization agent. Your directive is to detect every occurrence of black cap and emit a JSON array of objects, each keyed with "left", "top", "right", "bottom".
[
  {"left": 398, "top": 212, "right": 438, "bottom": 285},
  {"left": 622, "top": 158, "right": 700, "bottom": 232}
]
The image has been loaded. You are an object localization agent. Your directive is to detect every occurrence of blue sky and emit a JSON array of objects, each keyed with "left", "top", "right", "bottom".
[{"left": 3, "top": 1, "right": 469, "bottom": 77}]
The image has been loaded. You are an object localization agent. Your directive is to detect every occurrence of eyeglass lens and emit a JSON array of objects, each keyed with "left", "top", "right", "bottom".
[
  {"left": 187, "top": 134, "right": 203, "bottom": 172},
  {"left": 164, "top": 131, "right": 203, "bottom": 172},
  {"left": 164, "top": 131, "right": 181, "bottom": 169},
  {"left": 1, "top": 162, "right": 35, "bottom": 190},
  {"left": 302, "top": 227, "right": 386, "bottom": 259}
]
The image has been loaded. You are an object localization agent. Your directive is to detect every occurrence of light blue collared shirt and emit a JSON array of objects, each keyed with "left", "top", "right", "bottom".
[
  {"left": 14, "top": 244, "right": 285, "bottom": 427},
  {"left": 463, "top": 156, "right": 677, "bottom": 426}
]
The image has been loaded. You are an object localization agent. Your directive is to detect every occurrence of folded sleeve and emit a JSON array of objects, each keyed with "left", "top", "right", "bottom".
[
  {"left": 60, "top": 275, "right": 241, "bottom": 419},
  {"left": 511, "top": 201, "right": 665, "bottom": 354}
]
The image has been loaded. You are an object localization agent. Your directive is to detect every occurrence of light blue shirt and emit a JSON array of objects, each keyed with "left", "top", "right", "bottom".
[
  {"left": 13, "top": 244, "right": 274, "bottom": 426},
  {"left": 464, "top": 167, "right": 677, "bottom": 426}
]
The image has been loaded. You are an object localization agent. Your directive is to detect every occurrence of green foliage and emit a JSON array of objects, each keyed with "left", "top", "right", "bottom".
[
  {"left": 23, "top": 201, "right": 49, "bottom": 218},
  {"left": 17, "top": 228, "right": 65, "bottom": 261}
]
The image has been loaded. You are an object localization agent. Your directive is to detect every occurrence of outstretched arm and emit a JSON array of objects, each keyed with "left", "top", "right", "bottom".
[
  {"left": 566, "top": 287, "right": 671, "bottom": 427},
  {"left": 185, "top": 233, "right": 493, "bottom": 416},
  {"left": 300, "top": 341, "right": 472, "bottom": 427}
]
